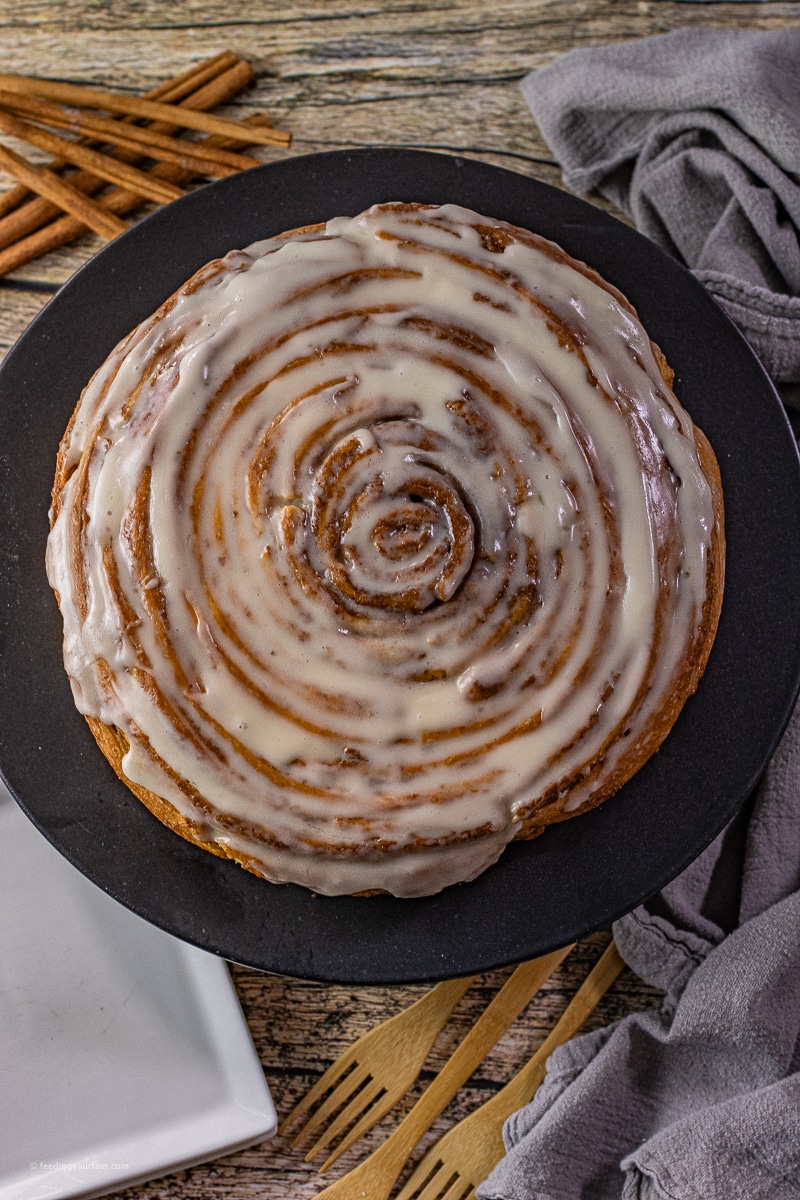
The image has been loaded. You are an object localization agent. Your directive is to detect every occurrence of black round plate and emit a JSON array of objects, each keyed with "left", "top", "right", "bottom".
[{"left": 1, "top": 150, "right": 799, "bottom": 983}]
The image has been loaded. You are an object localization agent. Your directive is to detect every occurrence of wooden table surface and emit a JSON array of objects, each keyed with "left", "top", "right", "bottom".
[{"left": 2, "top": 3, "right": 797, "bottom": 1197}]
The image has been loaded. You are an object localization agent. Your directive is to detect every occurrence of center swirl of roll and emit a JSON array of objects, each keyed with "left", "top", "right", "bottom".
[{"left": 301, "top": 423, "right": 475, "bottom": 612}]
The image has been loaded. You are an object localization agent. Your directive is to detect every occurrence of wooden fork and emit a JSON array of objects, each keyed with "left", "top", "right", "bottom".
[
  {"left": 395, "top": 939, "right": 625, "bottom": 1200},
  {"left": 280, "top": 973, "right": 478, "bottom": 1169},
  {"left": 311, "top": 942, "right": 574, "bottom": 1200}
]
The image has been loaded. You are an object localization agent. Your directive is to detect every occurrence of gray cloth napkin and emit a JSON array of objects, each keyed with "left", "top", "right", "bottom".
[
  {"left": 478, "top": 698, "right": 800, "bottom": 1200},
  {"left": 520, "top": 27, "right": 800, "bottom": 384}
]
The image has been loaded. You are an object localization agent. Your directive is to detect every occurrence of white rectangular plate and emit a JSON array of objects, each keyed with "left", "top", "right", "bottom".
[{"left": 0, "top": 779, "right": 277, "bottom": 1200}]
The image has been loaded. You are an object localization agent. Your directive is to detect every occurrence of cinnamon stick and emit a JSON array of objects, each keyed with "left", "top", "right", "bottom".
[
  {"left": 0, "top": 72, "right": 291, "bottom": 147},
  {"left": 0, "top": 90, "right": 261, "bottom": 176},
  {"left": 0, "top": 114, "right": 274, "bottom": 275},
  {"left": 0, "top": 141, "right": 126, "bottom": 240},
  {"left": 0, "top": 59, "right": 257, "bottom": 257},
  {"left": 0, "top": 108, "right": 185, "bottom": 205},
  {"left": 0, "top": 52, "right": 239, "bottom": 221},
  {"left": 142, "top": 52, "right": 241, "bottom": 104}
]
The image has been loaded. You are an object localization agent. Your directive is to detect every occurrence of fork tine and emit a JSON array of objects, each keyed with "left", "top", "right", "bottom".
[
  {"left": 406, "top": 1162, "right": 447, "bottom": 1200},
  {"left": 432, "top": 1173, "right": 469, "bottom": 1200},
  {"left": 317, "top": 1082, "right": 399, "bottom": 1170},
  {"left": 279, "top": 1054, "right": 359, "bottom": 1135},
  {"left": 306, "top": 1075, "right": 385, "bottom": 1163},
  {"left": 291, "top": 1064, "right": 372, "bottom": 1148},
  {"left": 412, "top": 1166, "right": 468, "bottom": 1200},
  {"left": 396, "top": 1154, "right": 445, "bottom": 1200},
  {"left": 282, "top": 973, "right": 476, "bottom": 1153},
  {"left": 444, "top": 1178, "right": 475, "bottom": 1200}
]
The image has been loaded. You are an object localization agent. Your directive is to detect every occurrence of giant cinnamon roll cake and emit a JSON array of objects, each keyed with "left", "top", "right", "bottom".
[{"left": 46, "top": 202, "right": 724, "bottom": 898}]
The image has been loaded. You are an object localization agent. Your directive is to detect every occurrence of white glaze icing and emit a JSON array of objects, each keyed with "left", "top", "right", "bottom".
[{"left": 46, "top": 203, "right": 720, "bottom": 897}]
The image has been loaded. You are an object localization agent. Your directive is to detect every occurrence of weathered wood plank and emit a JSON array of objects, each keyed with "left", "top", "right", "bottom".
[{"left": 2, "top": 2, "right": 799, "bottom": 91}]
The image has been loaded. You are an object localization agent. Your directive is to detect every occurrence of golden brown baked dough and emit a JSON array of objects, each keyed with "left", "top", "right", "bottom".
[{"left": 47, "top": 202, "right": 725, "bottom": 897}]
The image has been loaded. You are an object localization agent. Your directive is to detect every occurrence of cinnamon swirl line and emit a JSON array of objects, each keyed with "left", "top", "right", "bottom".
[{"left": 46, "top": 202, "right": 725, "bottom": 897}]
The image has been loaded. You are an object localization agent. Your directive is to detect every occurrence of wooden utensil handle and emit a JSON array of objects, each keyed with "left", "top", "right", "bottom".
[
  {"left": 498, "top": 940, "right": 625, "bottom": 1117},
  {"left": 393, "top": 943, "right": 574, "bottom": 1151}
]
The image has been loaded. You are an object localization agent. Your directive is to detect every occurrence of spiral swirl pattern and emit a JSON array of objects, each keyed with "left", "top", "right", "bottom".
[{"left": 47, "top": 203, "right": 724, "bottom": 897}]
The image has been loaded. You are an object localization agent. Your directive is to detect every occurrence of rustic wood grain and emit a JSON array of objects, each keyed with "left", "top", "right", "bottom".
[
  {"left": 2, "top": 2, "right": 797, "bottom": 1197},
  {"left": 2, "top": 0, "right": 798, "bottom": 299}
]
